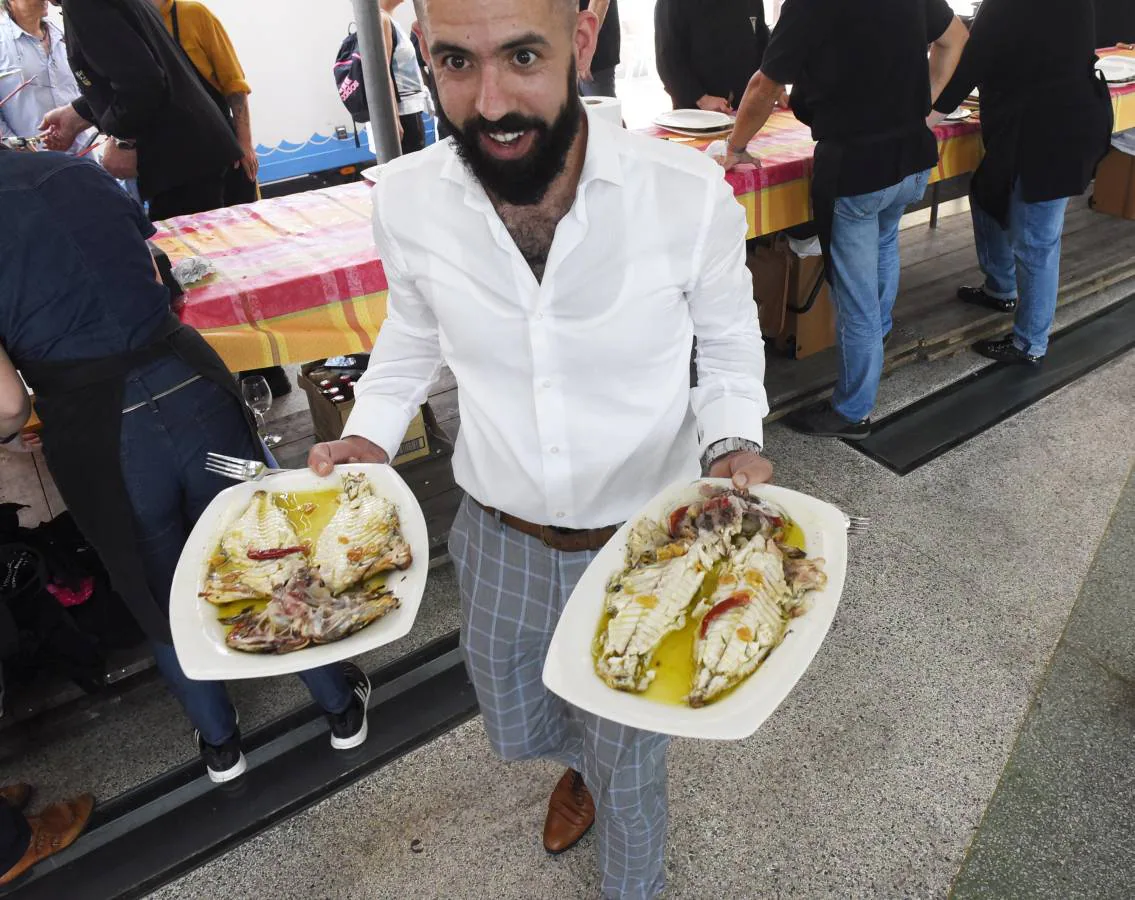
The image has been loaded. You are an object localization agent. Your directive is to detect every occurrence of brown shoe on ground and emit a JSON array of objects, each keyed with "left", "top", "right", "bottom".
[
  {"left": 0, "top": 793, "right": 95, "bottom": 886},
  {"left": 543, "top": 769, "right": 595, "bottom": 854},
  {"left": 0, "top": 784, "right": 32, "bottom": 813}
]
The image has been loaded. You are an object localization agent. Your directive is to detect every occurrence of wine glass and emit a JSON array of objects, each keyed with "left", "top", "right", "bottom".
[{"left": 241, "top": 375, "right": 282, "bottom": 448}]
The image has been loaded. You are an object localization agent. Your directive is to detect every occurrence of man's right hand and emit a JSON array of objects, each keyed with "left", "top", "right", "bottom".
[
  {"left": 308, "top": 435, "right": 388, "bottom": 476},
  {"left": 696, "top": 95, "right": 733, "bottom": 115},
  {"left": 39, "top": 104, "right": 90, "bottom": 151}
]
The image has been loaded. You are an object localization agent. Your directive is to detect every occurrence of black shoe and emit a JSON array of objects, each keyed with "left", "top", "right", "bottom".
[
  {"left": 785, "top": 403, "right": 872, "bottom": 440},
  {"left": 328, "top": 662, "right": 371, "bottom": 750},
  {"left": 957, "top": 285, "right": 1017, "bottom": 313},
  {"left": 237, "top": 365, "right": 292, "bottom": 397},
  {"left": 973, "top": 335, "right": 1043, "bottom": 366},
  {"left": 196, "top": 726, "right": 247, "bottom": 784}
]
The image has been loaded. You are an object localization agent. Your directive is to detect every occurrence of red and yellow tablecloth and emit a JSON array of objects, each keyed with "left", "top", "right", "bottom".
[{"left": 152, "top": 48, "right": 1135, "bottom": 371}]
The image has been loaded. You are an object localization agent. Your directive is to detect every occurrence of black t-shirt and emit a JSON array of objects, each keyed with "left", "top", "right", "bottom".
[
  {"left": 582, "top": 0, "right": 621, "bottom": 72},
  {"left": 761, "top": 0, "right": 955, "bottom": 196}
]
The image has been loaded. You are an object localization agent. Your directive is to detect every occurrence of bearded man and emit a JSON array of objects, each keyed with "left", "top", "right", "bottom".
[{"left": 308, "top": 1, "right": 771, "bottom": 896}]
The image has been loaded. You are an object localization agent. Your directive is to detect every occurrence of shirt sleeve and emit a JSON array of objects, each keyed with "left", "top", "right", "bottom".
[
  {"left": 760, "top": 0, "right": 835, "bottom": 85},
  {"left": 687, "top": 169, "right": 769, "bottom": 451},
  {"left": 64, "top": 1, "right": 170, "bottom": 137},
  {"left": 342, "top": 173, "right": 444, "bottom": 458},
  {"left": 925, "top": 0, "right": 955, "bottom": 43},
  {"left": 654, "top": 0, "right": 703, "bottom": 108},
  {"left": 200, "top": 9, "right": 250, "bottom": 96}
]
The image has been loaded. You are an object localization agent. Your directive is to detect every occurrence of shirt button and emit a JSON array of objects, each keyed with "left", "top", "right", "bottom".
[
  {"left": 550, "top": 446, "right": 559, "bottom": 455},
  {"left": 542, "top": 379, "right": 552, "bottom": 389},
  {"left": 556, "top": 512, "right": 566, "bottom": 519},
  {"left": 535, "top": 312, "right": 545, "bottom": 321}
]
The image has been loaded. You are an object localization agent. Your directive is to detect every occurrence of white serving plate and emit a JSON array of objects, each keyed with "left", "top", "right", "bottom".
[
  {"left": 170, "top": 464, "right": 428, "bottom": 680},
  {"left": 361, "top": 165, "right": 380, "bottom": 184},
  {"left": 945, "top": 108, "right": 973, "bottom": 122},
  {"left": 1097, "top": 56, "right": 1135, "bottom": 84},
  {"left": 654, "top": 108, "right": 735, "bottom": 132},
  {"left": 543, "top": 478, "right": 848, "bottom": 741}
]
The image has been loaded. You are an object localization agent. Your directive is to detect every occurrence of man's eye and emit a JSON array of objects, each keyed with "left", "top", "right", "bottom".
[
  {"left": 443, "top": 55, "right": 468, "bottom": 71},
  {"left": 513, "top": 49, "right": 537, "bottom": 67}
]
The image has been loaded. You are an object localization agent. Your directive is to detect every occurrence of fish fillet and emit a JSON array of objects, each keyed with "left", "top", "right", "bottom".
[
  {"left": 313, "top": 473, "right": 411, "bottom": 594},
  {"left": 202, "top": 491, "right": 306, "bottom": 604}
]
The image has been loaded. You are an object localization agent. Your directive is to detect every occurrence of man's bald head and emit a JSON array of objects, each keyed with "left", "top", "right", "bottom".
[{"left": 413, "top": 0, "right": 578, "bottom": 34}]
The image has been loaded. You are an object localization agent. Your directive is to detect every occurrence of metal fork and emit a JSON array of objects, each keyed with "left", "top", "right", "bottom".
[
  {"left": 844, "top": 514, "right": 871, "bottom": 536},
  {"left": 205, "top": 452, "right": 270, "bottom": 483}
]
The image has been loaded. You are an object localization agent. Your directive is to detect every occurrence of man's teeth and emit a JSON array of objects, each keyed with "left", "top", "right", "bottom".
[{"left": 488, "top": 131, "right": 524, "bottom": 144}]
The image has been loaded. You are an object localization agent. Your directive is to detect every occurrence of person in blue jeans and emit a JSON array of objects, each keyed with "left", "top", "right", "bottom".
[
  {"left": 0, "top": 148, "right": 372, "bottom": 784},
  {"left": 930, "top": 0, "right": 1113, "bottom": 366},
  {"left": 721, "top": 0, "right": 969, "bottom": 438}
]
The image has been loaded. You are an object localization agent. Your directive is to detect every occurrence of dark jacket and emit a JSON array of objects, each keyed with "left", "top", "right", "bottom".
[
  {"left": 60, "top": 0, "right": 241, "bottom": 199},
  {"left": 935, "top": 0, "right": 1113, "bottom": 223},
  {"left": 655, "top": 0, "right": 769, "bottom": 110}
]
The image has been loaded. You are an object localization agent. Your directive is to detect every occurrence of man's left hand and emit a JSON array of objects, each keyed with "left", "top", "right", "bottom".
[
  {"left": 716, "top": 147, "right": 761, "bottom": 171},
  {"left": 238, "top": 143, "right": 259, "bottom": 182},
  {"left": 101, "top": 142, "right": 138, "bottom": 179},
  {"left": 709, "top": 451, "right": 774, "bottom": 489}
]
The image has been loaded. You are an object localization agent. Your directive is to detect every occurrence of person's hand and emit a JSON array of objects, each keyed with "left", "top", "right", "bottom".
[
  {"left": 100, "top": 141, "right": 139, "bottom": 179},
  {"left": 39, "top": 104, "right": 89, "bottom": 151},
  {"left": 715, "top": 146, "right": 760, "bottom": 171},
  {"left": 2, "top": 431, "right": 41, "bottom": 454},
  {"left": 237, "top": 142, "right": 259, "bottom": 182},
  {"left": 709, "top": 451, "right": 773, "bottom": 490},
  {"left": 775, "top": 88, "right": 791, "bottom": 110},
  {"left": 926, "top": 109, "right": 947, "bottom": 130},
  {"left": 697, "top": 94, "right": 734, "bottom": 115},
  {"left": 308, "top": 435, "right": 388, "bottom": 476}
]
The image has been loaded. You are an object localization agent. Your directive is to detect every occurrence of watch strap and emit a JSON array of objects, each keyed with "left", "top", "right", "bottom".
[{"left": 700, "top": 437, "right": 762, "bottom": 476}]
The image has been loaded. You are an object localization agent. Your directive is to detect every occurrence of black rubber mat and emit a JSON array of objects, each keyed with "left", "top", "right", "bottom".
[
  {"left": 849, "top": 294, "right": 1135, "bottom": 475},
  {"left": 6, "top": 631, "right": 476, "bottom": 900}
]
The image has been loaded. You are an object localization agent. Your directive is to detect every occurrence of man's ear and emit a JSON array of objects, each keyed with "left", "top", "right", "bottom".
[{"left": 574, "top": 8, "right": 600, "bottom": 75}]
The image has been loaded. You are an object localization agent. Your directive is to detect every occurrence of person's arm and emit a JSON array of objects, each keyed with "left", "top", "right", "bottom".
[
  {"left": 62, "top": 0, "right": 170, "bottom": 137},
  {"left": 0, "top": 343, "right": 31, "bottom": 440},
  {"left": 929, "top": 13, "right": 969, "bottom": 105},
  {"left": 655, "top": 0, "right": 713, "bottom": 110},
  {"left": 308, "top": 173, "right": 440, "bottom": 474},
  {"left": 199, "top": 9, "right": 258, "bottom": 181},
  {"left": 381, "top": 12, "right": 404, "bottom": 144},
  {"left": 932, "top": 0, "right": 1005, "bottom": 117},
  {"left": 721, "top": 70, "right": 782, "bottom": 167},
  {"left": 580, "top": 0, "right": 610, "bottom": 81},
  {"left": 688, "top": 168, "right": 771, "bottom": 488}
]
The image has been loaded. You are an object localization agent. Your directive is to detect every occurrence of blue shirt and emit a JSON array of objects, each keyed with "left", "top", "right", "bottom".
[
  {"left": 0, "top": 15, "right": 88, "bottom": 152},
  {"left": 0, "top": 149, "right": 171, "bottom": 365}
]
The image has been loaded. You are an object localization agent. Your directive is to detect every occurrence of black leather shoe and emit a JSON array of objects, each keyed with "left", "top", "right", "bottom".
[
  {"left": 785, "top": 403, "right": 871, "bottom": 440},
  {"left": 973, "top": 335, "right": 1042, "bottom": 366},
  {"left": 958, "top": 285, "right": 1017, "bottom": 313}
]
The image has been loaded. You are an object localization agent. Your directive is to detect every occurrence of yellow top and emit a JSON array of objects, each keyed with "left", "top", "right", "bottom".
[{"left": 158, "top": 0, "right": 250, "bottom": 97}]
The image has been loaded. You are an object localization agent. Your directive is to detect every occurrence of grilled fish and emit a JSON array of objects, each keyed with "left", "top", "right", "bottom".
[
  {"left": 201, "top": 491, "right": 307, "bottom": 605},
  {"left": 687, "top": 535, "right": 791, "bottom": 708},
  {"left": 596, "top": 497, "right": 748, "bottom": 692},
  {"left": 313, "top": 473, "right": 411, "bottom": 594}
]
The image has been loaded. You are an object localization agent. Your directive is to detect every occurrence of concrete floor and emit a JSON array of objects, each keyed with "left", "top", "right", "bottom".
[{"left": 144, "top": 331, "right": 1135, "bottom": 898}]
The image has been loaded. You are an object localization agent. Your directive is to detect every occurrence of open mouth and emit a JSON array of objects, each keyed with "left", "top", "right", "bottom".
[{"left": 479, "top": 128, "right": 537, "bottom": 161}]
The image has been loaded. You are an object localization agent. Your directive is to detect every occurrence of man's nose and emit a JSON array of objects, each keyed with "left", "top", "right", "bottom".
[{"left": 475, "top": 66, "right": 511, "bottom": 123}]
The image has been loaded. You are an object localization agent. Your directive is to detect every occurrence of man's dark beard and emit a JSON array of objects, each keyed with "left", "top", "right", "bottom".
[{"left": 439, "top": 65, "right": 583, "bottom": 206}]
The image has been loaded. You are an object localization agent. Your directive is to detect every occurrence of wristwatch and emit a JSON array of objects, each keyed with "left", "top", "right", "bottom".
[
  {"left": 700, "top": 437, "right": 762, "bottom": 476},
  {"left": 114, "top": 138, "right": 137, "bottom": 150}
]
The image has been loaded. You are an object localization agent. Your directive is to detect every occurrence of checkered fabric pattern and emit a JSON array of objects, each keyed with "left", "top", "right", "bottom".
[{"left": 450, "top": 498, "right": 671, "bottom": 900}]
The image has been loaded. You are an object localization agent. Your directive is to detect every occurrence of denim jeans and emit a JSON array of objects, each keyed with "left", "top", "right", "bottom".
[
  {"left": 828, "top": 168, "right": 931, "bottom": 422},
  {"left": 580, "top": 66, "right": 617, "bottom": 98},
  {"left": 971, "top": 183, "right": 1069, "bottom": 357},
  {"left": 119, "top": 356, "right": 352, "bottom": 746}
]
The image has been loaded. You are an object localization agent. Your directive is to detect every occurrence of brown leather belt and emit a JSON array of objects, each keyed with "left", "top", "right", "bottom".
[{"left": 473, "top": 499, "right": 618, "bottom": 553}]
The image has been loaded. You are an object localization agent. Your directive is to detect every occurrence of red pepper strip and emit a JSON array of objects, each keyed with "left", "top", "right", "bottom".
[
  {"left": 247, "top": 546, "right": 306, "bottom": 561},
  {"left": 668, "top": 505, "right": 690, "bottom": 538},
  {"left": 699, "top": 592, "right": 751, "bottom": 638}
]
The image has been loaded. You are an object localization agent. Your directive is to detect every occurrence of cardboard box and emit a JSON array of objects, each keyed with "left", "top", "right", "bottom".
[
  {"left": 747, "top": 237, "right": 837, "bottom": 359},
  {"left": 298, "top": 361, "right": 433, "bottom": 467},
  {"left": 1091, "top": 147, "right": 1135, "bottom": 220}
]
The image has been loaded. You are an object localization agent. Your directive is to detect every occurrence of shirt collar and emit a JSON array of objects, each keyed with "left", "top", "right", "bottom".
[
  {"left": 440, "top": 103, "right": 626, "bottom": 202},
  {"left": 2, "top": 14, "right": 46, "bottom": 42}
]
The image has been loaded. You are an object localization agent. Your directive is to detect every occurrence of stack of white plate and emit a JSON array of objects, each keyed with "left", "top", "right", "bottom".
[
  {"left": 653, "top": 109, "right": 735, "bottom": 138},
  {"left": 1097, "top": 56, "right": 1135, "bottom": 85}
]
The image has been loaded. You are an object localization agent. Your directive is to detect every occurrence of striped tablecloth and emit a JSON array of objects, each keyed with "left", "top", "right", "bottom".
[{"left": 153, "top": 48, "right": 1135, "bottom": 371}]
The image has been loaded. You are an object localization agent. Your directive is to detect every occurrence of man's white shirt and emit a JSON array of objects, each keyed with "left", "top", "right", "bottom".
[{"left": 345, "top": 108, "right": 768, "bottom": 529}]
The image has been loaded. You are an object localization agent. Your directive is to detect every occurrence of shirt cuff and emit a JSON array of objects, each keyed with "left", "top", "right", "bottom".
[
  {"left": 221, "top": 79, "right": 252, "bottom": 97},
  {"left": 342, "top": 396, "right": 416, "bottom": 462},
  {"left": 697, "top": 396, "right": 766, "bottom": 453}
]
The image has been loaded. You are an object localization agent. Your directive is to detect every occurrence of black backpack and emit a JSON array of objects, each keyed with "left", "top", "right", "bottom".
[{"left": 334, "top": 30, "right": 370, "bottom": 123}]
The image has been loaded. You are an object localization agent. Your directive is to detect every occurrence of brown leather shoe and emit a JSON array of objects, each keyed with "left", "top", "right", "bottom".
[
  {"left": 543, "top": 769, "right": 595, "bottom": 854},
  {"left": 0, "top": 793, "right": 95, "bottom": 886},
  {"left": 0, "top": 784, "right": 32, "bottom": 813}
]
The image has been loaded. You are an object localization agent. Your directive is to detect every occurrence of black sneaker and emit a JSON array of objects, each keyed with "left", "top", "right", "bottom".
[
  {"left": 973, "top": 335, "right": 1043, "bottom": 366},
  {"left": 958, "top": 285, "right": 1017, "bottom": 313},
  {"left": 785, "top": 402, "right": 872, "bottom": 440},
  {"left": 328, "top": 663, "right": 371, "bottom": 750},
  {"left": 195, "top": 726, "right": 247, "bottom": 784}
]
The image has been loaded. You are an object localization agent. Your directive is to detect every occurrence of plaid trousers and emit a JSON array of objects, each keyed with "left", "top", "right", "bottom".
[{"left": 450, "top": 498, "right": 671, "bottom": 900}]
